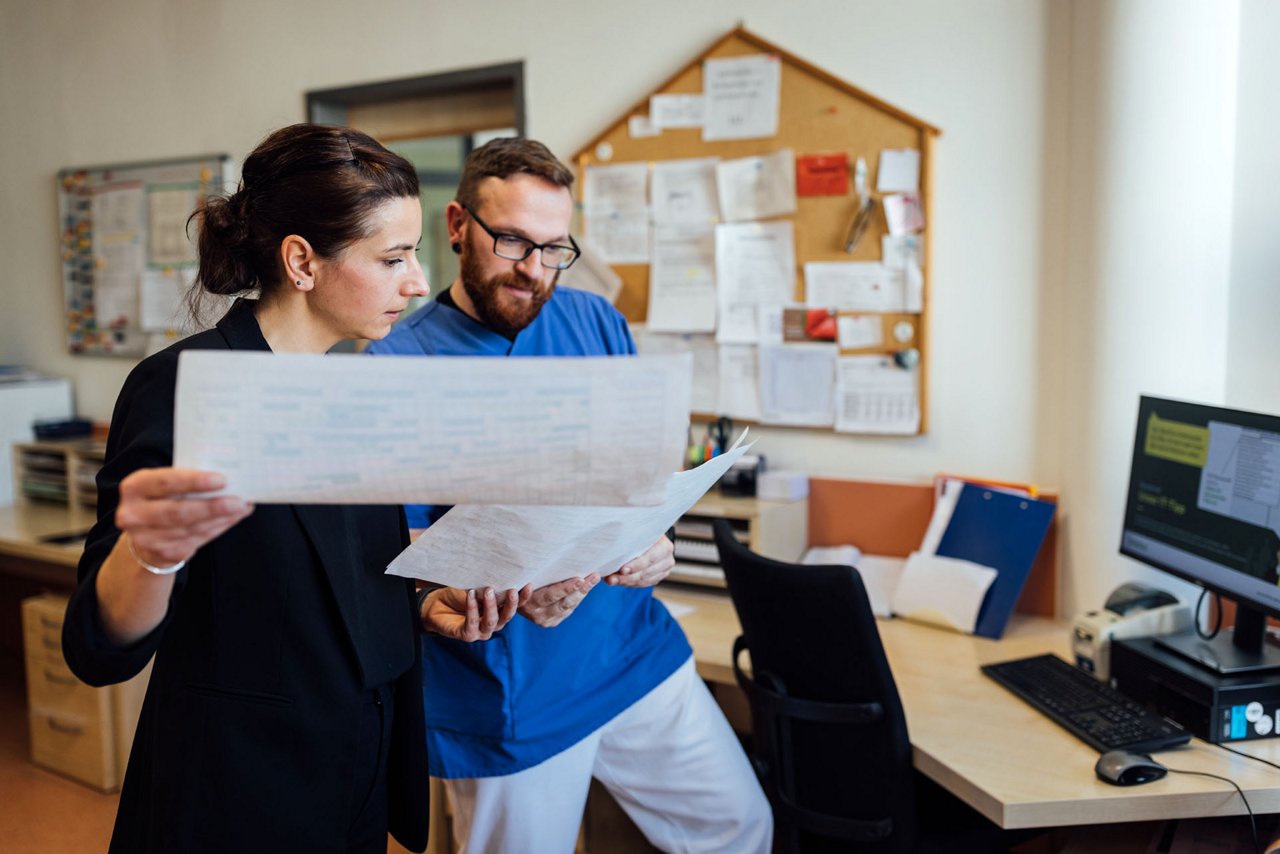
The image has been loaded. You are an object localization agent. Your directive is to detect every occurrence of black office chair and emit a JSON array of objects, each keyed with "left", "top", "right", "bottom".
[{"left": 712, "top": 520, "right": 1033, "bottom": 854}]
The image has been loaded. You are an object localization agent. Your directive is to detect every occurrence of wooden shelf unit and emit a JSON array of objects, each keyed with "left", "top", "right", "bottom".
[
  {"left": 11, "top": 440, "right": 105, "bottom": 510},
  {"left": 668, "top": 492, "right": 808, "bottom": 588}
]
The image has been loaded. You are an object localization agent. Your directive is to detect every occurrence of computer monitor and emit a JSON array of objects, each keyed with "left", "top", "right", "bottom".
[{"left": 1120, "top": 395, "right": 1280, "bottom": 675}]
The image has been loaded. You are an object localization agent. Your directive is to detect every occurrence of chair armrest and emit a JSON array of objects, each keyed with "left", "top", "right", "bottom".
[{"left": 732, "top": 636, "right": 884, "bottom": 724}]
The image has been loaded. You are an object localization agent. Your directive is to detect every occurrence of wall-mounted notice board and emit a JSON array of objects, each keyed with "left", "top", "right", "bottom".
[
  {"left": 571, "top": 27, "right": 941, "bottom": 435},
  {"left": 58, "top": 154, "right": 231, "bottom": 356}
]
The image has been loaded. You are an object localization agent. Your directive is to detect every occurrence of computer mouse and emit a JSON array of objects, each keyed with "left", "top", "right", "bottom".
[{"left": 1094, "top": 750, "right": 1168, "bottom": 786}]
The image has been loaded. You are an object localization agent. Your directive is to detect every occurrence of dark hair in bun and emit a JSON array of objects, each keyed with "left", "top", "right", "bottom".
[{"left": 189, "top": 123, "right": 418, "bottom": 318}]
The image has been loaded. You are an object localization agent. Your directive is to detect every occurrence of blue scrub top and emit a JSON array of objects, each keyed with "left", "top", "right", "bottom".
[{"left": 367, "top": 287, "right": 692, "bottom": 777}]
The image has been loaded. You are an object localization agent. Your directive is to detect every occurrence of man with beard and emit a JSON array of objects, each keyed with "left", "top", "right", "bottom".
[{"left": 367, "top": 138, "right": 771, "bottom": 854}]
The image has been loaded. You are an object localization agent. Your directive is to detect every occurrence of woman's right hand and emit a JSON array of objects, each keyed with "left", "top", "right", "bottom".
[{"left": 96, "top": 468, "right": 252, "bottom": 646}]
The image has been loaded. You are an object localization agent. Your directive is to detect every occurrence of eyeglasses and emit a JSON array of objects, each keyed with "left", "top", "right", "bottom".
[{"left": 462, "top": 204, "right": 580, "bottom": 270}]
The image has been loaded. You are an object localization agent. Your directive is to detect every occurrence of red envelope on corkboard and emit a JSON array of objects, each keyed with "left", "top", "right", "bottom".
[{"left": 796, "top": 153, "right": 849, "bottom": 196}]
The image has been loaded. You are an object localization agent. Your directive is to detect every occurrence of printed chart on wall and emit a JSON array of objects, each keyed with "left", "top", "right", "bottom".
[
  {"left": 58, "top": 154, "right": 232, "bottom": 356},
  {"left": 572, "top": 26, "right": 941, "bottom": 435}
]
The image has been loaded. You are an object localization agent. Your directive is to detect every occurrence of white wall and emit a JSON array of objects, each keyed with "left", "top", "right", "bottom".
[
  {"left": 2, "top": 0, "right": 1274, "bottom": 617},
  {"left": 1054, "top": 0, "right": 1241, "bottom": 616},
  {"left": 0, "top": 0, "right": 1053, "bottom": 487},
  {"left": 1228, "top": 0, "right": 1280, "bottom": 417}
]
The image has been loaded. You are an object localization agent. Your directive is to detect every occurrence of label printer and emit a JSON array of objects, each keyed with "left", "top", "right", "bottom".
[{"left": 1072, "top": 582, "right": 1192, "bottom": 680}]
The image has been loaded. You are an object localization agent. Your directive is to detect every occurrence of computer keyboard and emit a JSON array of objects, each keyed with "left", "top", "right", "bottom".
[{"left": 981, "top": 653, "right": 1192, "bottom": 754}]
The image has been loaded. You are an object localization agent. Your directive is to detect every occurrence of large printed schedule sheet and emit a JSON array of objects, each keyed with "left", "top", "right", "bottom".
[{"left": 174, "top": 351, "right": 692, "bottom": 507}]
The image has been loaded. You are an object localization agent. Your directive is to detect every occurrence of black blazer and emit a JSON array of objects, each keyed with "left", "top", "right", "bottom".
[{"left": 62, "top": 300, "right": 430, "bottom": 853}]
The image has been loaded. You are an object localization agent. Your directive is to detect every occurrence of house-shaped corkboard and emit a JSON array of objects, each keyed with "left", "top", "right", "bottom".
[{"left": 572, "top": 26, "right": 941, "bottom": 434}]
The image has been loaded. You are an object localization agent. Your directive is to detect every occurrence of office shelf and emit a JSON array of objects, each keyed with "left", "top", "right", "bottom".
[
  {"left": 667, "top": 492, "right": 808, "bottom": 588},
  {"left": 11, "top": 441, "right": 104, "bottom": 510}
]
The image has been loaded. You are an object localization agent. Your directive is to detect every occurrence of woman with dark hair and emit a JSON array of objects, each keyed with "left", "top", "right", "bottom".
[{"left": 62, "top": 124, "right": 518, "bottom": 853}]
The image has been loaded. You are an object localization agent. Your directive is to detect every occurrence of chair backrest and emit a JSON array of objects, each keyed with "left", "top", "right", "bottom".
[{"left": 713, "top": 520, "right": 918, "bottom": 854}]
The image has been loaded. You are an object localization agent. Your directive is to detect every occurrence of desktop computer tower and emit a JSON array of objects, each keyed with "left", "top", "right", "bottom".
[{"left": 1111, "top": 636, "right": 1280, "bottom": 744}]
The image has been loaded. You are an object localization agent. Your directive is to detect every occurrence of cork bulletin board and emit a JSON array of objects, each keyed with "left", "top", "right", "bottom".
[
  {"left": 58, "top": 154, "right": 231, "bottom": 356},
  {"left": 572, "top": 27, "right": 940, "bottom": 434}
]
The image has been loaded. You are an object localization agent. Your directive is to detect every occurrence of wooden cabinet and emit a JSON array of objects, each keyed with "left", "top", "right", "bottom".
[
  {"left": 668, "top": 493, "right": 808, "bottom": 588},
  {"left": 11, "top": 440, "right": 105, "bottom": 510},
  {"left": 21, "top": 593, "right": 149, "bottom": 792}
]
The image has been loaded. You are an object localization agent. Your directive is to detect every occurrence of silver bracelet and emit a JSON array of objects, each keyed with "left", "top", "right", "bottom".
[{"left": 126, "top": 535, "right": 187, "bottom": 575}]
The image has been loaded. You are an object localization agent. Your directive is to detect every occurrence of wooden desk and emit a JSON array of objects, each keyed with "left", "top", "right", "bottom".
[
  {"left": 0, "top": 502, "right": 91, "bottom": 583},
  {"left": 0, "top": 503, "right": 86, "bottom": 665},
  {"left": 656, "top": 585, "right": 1280, "bottom": 830}
]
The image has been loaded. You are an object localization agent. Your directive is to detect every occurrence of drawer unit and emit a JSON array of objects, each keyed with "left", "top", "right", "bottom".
[
  {"left": 27, "top": 657, "right": 108, "bottom": 720},
  {"left": 29, "top": 703, "right": 118, "bottom": 792},
  {"left": 21, "top": 593, "right": 149, "bottom": 792},
  {"left": 21, "top": 602, "right": 66, "bottom": 666}
]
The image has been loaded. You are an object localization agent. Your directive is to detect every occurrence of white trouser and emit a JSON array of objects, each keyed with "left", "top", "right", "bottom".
[{"left": 444, "top": 658, "right": 772, "bottom": 854}]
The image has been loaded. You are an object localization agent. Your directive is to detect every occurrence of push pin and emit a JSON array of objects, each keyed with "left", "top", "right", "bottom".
[{"left": 894, "top": 347, "right": 920, "bottom": 369}]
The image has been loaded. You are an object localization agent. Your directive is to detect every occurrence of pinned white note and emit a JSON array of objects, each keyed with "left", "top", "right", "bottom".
[
  {"left": 140, "top": 267, "right": 195, "bottom": 332},
  {"left": 647, "top": 227, "right": 717, "bottom": 333},
  {"left": 883, "top": 193, "right": 925, "bottom": 236},
  {"left": 876, "top": 149, "right": 920, "bottom": 193},
  {"left": 703, "top": 54, "right": 781, "bottom": 141},
  {"left": 718, "top": 344, "right": 761, "bottom": 421},
  {"left": 650, "top": 94, "right": 705, "bottom": 129},
  {"left": 584, "top": 163, "right": 650, "bottom": 263},
  {"left": 835, "top": 355, "right": 919, "bottom": 434},
  {"left": 804, "top": 262, "right": 908, "bottom": 313},
  {"left": 716, "top": 149, "right": 796, "bottom": 223},
  {"left": 836, "top": 315, "right": 883, "bottom": 350},
  {"left": 651, "top": 158, "right": 720, "bottom": 226},
  {"left": 715, "top": 221, "right": 796, "bottom": 344},
  {"left": 628, "top": 115, "right": 662, "bottom": 139},
  {"left": 758, "top": 344, "right": 836, "bottom": 427}
]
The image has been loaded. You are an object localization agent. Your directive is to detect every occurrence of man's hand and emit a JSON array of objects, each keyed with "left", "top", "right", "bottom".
[
  {"left": 518, "top": 575, "right": 600, "bottom": 628},
  {"left": 604, "top": 536, "right": 674, "bottom": 588},
  {"left": 421, "top": 586, "right": 523, "bottom": 641}
]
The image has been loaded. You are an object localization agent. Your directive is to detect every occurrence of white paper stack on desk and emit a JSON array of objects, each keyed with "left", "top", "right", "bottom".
[
  {"left": 802, "top": 545, "right": 994, "bottom": 631},
  {"left": 812, "top": 478, "right": 1053, "bottom": 636}
]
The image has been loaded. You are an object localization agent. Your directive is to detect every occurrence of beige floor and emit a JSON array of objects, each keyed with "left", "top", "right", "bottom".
[{"left": 0, "top": 659, "right": 119, "bottom": 852}]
